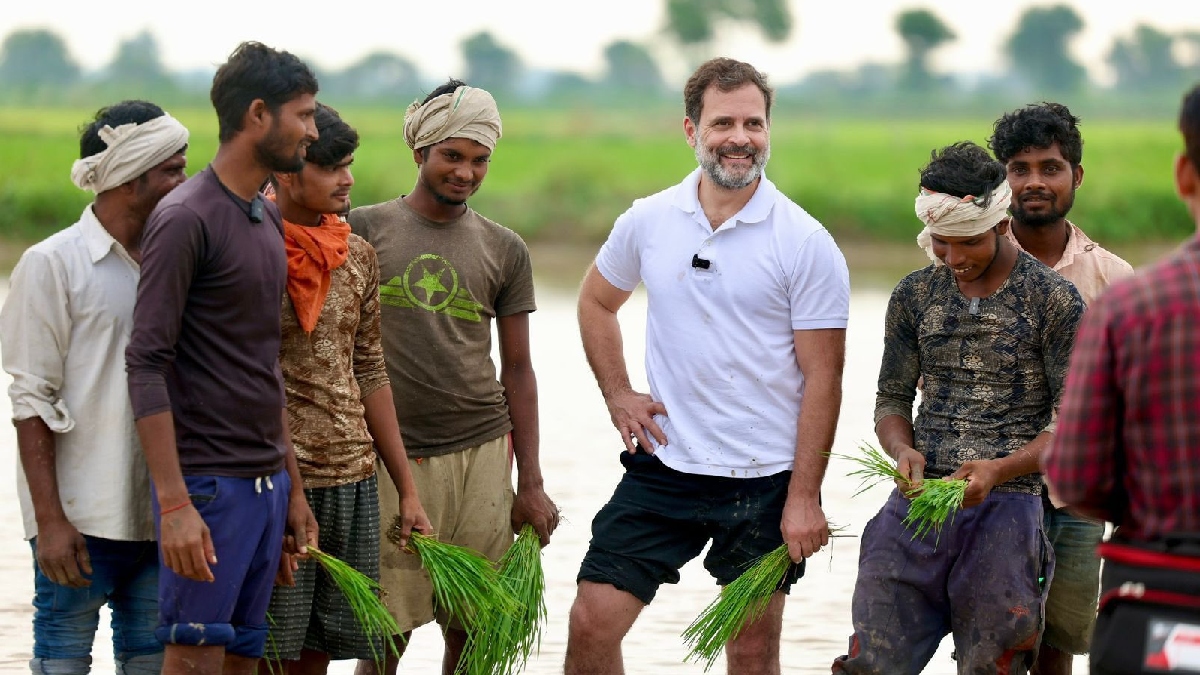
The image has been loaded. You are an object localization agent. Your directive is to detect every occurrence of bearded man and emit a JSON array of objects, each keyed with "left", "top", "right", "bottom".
[
  {"left": 124, "top": 41, "right": 320, "bottom": 675},
  {"left": 564, "top": 57, "right": 850, "bottom": 675}
]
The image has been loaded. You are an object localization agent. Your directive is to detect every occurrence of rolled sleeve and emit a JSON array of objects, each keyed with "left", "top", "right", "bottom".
[{"left": 0, "top": 250, "right": 75, "bottom": 431}]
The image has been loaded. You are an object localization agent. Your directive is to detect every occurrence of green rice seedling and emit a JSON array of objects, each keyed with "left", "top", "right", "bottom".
[
  {"left": 829, "top": 441, "right": 968, "bottom": 540},
  {"left": 306, "top": 547, "right": 401, "bottom": 664},
  {"left": 457, "top": 524, "right": 547, "bottom": 675},
  {"left": 398, "top": 529, "right": 520, "bottom": 634},
  {"left": 681, "top": 544, "right": 793, "bottom": 671}
]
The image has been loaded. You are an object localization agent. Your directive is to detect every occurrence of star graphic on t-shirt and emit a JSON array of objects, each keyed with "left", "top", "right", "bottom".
[{"left": 413, "top": 267, "right": 448, "bottom": 303}]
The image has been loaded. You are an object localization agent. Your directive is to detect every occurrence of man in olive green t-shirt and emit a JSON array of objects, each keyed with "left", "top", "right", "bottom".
[{"left": 348, "top": 79, "right": 560, "bottom": 675}]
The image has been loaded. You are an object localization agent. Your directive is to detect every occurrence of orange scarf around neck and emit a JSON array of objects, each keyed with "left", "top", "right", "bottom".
[{"left": 283, "top": 213, "right": 351, "bottom": 333}]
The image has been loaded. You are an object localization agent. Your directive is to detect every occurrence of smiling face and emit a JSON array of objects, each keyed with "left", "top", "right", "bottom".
[
  {"left": 413, "top": 137, "right": 491, "bottom": 206},
  {"left": 930, "top": 227, "right": 1004, "bottom": 283},
  {"left": 1004, "top": 142, "right": 1082, "bottom": 229},
  {"left": 685, "top": 83, "right": 770, "bottom": 191},
  {"left": 255, "top": 93, "right": 318, "bottom": 173}
]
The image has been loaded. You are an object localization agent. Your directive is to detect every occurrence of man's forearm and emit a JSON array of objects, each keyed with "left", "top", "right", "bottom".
[
  {"left": 579, "top": 297, "right": 632, "bottom": 399},
  {"left": 15, "top": 417, "right": 68, "bottom": 526},
  {"left": 361, "top": 386, "right": 418, "bottom": 497},
  {"left": 502, "top": 365, "right": 542, "bottom": 488},
  {"left": 990, "top": 431, "right": 1052, "bottom": 485},
  {"left": 135, "top": 411, "right": 189, "bottom": 507},
  {"left": 875, "top": 415, "right": 916, "bottom": 459},
  {"left": 788, "top": 381, "right": 841, "bottom": 500}
]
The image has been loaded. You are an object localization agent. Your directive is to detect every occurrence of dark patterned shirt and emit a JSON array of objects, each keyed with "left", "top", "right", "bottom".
[
  {"left": 1046, "top": 237, "right": 1200, "bottom": 541},
  {"left": 875, "top": 252, "right": 1084, "bottom": 495}
]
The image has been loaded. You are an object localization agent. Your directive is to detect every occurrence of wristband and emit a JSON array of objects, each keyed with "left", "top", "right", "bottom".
[{"left": 159, "top": 500, "right": 192, "bottom": 516}]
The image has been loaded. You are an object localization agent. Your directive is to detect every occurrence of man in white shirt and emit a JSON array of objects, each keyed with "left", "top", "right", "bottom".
[
  {"left": 0, "top": 100, "right": 188, "bottom": 675},
  {"left": 565, "top": 58, "right": 850, "bottom": 674}
]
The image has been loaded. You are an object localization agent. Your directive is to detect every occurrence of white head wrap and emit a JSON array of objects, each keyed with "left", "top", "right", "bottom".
[
  {"left": 914, "top": 180, "right": 1012, "bottom": 263},
  {"left": 70, "top": 114, "right": 189, "bottom": 194},
  {"left": 403, "top": 86, "right": 502, "bottom": 152}
]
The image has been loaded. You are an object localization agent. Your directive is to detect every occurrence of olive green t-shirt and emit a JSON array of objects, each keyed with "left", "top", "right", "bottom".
[{"left": 348, "top": 198, "right": 536, "bottom": 457}]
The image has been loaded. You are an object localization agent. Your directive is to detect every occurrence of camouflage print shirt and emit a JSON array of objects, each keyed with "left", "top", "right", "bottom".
[
  {"left": 279, "top": 233, "right": 390, "bottom": 488},
  {"left": 874, "top": 252, "right": 1085, "bottom": 495}
]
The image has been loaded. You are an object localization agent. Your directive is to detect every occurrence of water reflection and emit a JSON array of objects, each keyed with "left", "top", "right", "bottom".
[{"left": 0, "top": 279, "right": 1083, "bottom": 673}]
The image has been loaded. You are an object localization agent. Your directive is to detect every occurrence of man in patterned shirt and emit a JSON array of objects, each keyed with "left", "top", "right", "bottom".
[
  {"left": 263, "top": 103, "right": 430, "bottom": 673},
  {"left": 833, "top": 141, "right": 1085, "bottom": 674},
  {"left": 990, "top": 102, "right": 1134, "bottom": 675},
  {"left": 1044, "top": 84, "right": 1200, "bottom": 672}
]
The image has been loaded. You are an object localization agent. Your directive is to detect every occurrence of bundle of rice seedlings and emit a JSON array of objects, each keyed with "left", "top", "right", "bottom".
[
  {"left": 397, "top": 529, "right": 520, "bottom": 634},
  {"left": 681, "top": 544, "right": 793, "bottom": 671},
  {"left": 457, "top": 524, "right": 547, "bottom": 675},
  {"left": 831, "top": 441, "right": 968, "bottom": 540},
  {"left": 306, "top": 547, "right": 401, "bottom": 663}
]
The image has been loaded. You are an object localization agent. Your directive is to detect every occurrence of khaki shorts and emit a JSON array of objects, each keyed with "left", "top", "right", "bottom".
[{"left": 377, "top": 435, "right": 514, "bottom": 633}]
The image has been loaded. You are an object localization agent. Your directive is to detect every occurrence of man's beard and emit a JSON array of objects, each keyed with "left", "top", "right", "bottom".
[
  {"left": 256, "top": 126, "right": 305, "bottom": 173},
  {"left": 1010, "top": 189, "right": 1075, "bottom": 228},
  {"left": 695, "top": 141, "right": 770, "bottom": 190}
]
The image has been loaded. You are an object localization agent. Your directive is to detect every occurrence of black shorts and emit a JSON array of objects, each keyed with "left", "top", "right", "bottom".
[{"left": 577, "top": 447, "right": 804, "bottom": 604}]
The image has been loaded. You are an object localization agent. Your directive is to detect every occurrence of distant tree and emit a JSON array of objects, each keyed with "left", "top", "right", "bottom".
[
  {"left": 542, "top": 71, "right": 597, "bottom": 105},
  {"left": 664, "top": 0, "right": 792, "bottom": 64},
  {"left": 1108, "top": 24, "right": 1187, "bottom": 92},
  {"left": 895, "top": 9, "right": 955, "bottom": 91},
  {"left": 0, "top": 28, "right": 80, "bottom": 91},
  {"left": 103, "top": 30, "right": 173, "bottom": 90},
  {"left": 460, "top": 31, "right": 522, "bottom": 98},
  {"left": 325, "top": 51, "right": 420, "bottom": 103},
  {"left": 602, "top": 40, "right": 665, "bottom": 95},
  {"left": 1003, "top": 4, "right": 1088, "bottom": 94}
]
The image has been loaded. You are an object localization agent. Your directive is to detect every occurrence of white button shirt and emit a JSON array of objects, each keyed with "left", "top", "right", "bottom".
[{"left": 0, "top": 205, "right": 153, "bottom": 541}]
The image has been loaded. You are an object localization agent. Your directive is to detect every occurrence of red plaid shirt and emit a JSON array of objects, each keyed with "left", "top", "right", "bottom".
[{"left": 1045, "top": 236, "right": 1200, "bottom": 542}]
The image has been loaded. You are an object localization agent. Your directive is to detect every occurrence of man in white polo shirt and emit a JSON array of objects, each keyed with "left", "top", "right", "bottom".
[{"left": 564, "top": 57, "right": 850, "bottom": 674}]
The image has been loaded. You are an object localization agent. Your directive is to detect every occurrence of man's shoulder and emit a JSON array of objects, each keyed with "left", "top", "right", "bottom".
[{"left": 1069, "top": 223, "right": 1134, "bottom": 273}]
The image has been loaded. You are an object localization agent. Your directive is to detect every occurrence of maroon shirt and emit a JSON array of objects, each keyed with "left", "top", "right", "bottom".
[
  {"left": 126, "top": 166, "right": 287, "bottom": 476},
  {"left": 1046, "top": 235, "right": 1200, "bottom": 542}
]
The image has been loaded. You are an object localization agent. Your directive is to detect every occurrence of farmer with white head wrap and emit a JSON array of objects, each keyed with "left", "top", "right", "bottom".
[
  {"left": 1, "top": 100, "right": 189, "bottom": 675},
  {"left": 70, "top": 112, "right": 189, "bottom": 194},
  {"left": 835, "top": 141, "right": 1085, "bottom": 673},
  {"left": 348, "top": 79, "right": 558, "bottom": 674},
  {"left": 915, "top": 179, "right": 1012, "bottom": 263}
]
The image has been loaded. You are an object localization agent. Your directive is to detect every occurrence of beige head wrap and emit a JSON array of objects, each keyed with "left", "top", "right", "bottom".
[
  {"left": 70, "top": 114, "right": 189, "bottom": 194},
  {"left": 914, "top": 181, "right": 1012, "bottom": 263},
  {"left": 403, "top": 86, "right": 502, "bottom": 152}
]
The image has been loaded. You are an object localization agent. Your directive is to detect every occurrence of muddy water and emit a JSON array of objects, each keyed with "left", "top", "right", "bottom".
[{"left": 0, "top": 280, "right": 1086, "bottom": 673}]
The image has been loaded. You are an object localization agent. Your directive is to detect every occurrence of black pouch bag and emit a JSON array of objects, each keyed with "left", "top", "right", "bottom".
[{"left": 1091, "top": 535, "right": 1200, "bottom": 674}]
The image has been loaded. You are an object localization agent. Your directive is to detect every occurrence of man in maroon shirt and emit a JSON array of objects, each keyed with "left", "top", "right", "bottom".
[
  {"left": 125, "top": 42, "right": 319, "bottom": 675},
  {"left": 1044, "top": 83, "right": 1200, "bottom": 673}
]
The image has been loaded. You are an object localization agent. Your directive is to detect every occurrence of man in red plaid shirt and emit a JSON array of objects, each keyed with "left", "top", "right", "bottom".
[{"left": 1044, "top": 83, "right": 1200, "bottom": 673}]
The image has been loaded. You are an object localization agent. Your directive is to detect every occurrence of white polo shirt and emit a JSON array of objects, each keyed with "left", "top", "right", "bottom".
[{"left": 596, "top": 169, "right": 850, "bottom": 477}]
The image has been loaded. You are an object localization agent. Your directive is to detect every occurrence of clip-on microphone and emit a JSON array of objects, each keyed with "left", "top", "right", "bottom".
[
  {"left": 691, "top": 254, "right": 711, "bottom": 270},
  {"left": 249, "top": 196, "right": 264, "bottom": 223}
]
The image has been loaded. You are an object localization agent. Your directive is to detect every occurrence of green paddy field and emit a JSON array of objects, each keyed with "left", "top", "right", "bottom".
[{"left": 0, "top": 105, "right": 1191, "bottom": 283}]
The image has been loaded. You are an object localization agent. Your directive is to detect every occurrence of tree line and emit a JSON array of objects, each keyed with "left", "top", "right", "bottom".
[{"left": 2, "top": 3, "right": 1198, "bottom": 113}]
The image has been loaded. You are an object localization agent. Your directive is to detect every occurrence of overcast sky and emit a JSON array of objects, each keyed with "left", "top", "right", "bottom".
[{"left": 5, "top": 1, "right": 1200, "bottom": 85}]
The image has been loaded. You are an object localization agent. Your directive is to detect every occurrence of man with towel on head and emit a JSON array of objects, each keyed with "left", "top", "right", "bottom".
[
  {"left": 1, "top": 99, "right": 187, "bottom": 674},
  {"left": 349, "top": 79, "right": 560, "bottom": 675},
  {"left": 833, "top": 141, "right": 1085, "bottom": 674}
]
